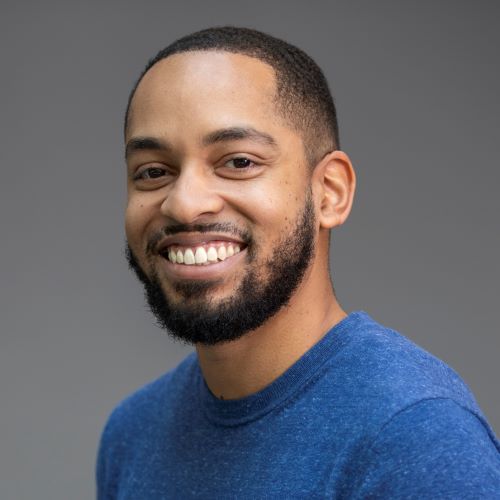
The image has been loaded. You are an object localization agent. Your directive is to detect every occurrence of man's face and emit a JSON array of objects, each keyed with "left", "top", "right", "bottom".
[{"left": 125, "top": 51, "right": 319, "bottom": 345}]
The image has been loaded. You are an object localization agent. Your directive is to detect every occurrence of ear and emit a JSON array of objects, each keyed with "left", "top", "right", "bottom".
[{"left": 311, "top": 150, "right": 356, "bottom": 229}]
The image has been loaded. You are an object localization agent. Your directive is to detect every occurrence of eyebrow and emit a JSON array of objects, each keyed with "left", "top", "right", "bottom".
[
  {"left": 125, "top": 126, "right": 278, "bottom": 159},
  {"left": 125, "top": 137, "right": 170, "bottom": 159},
  {"left": 202, "top": 126, "right": 279, "bottom": 149}
]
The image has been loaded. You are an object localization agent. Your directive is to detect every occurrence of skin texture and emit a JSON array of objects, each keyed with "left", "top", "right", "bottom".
[{"left": 125, "top": 51, "right": 356, "bottom": 400}]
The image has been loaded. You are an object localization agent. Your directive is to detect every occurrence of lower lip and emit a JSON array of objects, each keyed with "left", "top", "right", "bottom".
[{"left": 159, "top": 248, "right": 247, "bottom": 280}]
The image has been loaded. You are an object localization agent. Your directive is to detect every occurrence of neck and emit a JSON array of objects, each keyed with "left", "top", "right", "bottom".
[{"left": 196, "top": 266, "right": 346, "bottom": 400}]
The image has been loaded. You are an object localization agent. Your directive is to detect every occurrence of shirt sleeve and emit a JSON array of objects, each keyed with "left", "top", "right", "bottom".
[
  {"left": 96, "top": 420, "right": 113, "bottom": 500},
  {"left": 353, "top": 398, "right": 500, "bottom": 499},
  {"left": 96, "top": 409, "right": 123, "bottom": 500}
]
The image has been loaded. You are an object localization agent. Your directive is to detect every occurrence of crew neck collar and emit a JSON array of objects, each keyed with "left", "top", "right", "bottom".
[{"left": 195, "top": 310, "right": 369, "bottom": 427}]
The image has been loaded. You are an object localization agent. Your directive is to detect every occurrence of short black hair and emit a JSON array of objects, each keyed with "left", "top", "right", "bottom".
[{"left": 125, "top": 26, "right": 340, "bottom": 167}]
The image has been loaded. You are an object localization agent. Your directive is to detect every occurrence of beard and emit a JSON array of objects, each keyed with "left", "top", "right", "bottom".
[{"left": 126, "top": 190, "right": 316, "bottom": 346}]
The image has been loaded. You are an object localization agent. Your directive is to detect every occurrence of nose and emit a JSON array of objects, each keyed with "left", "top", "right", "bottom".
[{"left": 160, "top": 166, "right": 224, "bottom": 224}]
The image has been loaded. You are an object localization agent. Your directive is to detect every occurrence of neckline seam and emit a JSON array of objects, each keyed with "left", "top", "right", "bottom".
[
  {"left": 197, "top": 311, "right": 368, "bottom": 427},
  {"left": 200, "top": 348, "right": 342, "bottom": 427}
]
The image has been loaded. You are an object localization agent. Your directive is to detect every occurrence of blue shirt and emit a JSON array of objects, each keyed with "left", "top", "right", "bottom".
[{"left": 96, "top": 311, "right": 500, "bottom": 498}]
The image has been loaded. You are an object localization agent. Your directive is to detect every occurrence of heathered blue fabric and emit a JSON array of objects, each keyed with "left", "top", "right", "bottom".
[{"left": 96, "top": 311, "right": 500, "bottom": 499}]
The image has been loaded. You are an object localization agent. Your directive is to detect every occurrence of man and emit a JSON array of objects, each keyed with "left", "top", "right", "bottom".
[{"left": 97, "top": 27, "right": 500, "bottom": 498}]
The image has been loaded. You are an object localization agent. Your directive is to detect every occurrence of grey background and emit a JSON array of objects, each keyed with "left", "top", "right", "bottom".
[{"left": 1, "top": 1, "right": 499, "bottom": 498}]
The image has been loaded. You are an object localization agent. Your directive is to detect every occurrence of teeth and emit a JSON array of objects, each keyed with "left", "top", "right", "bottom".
[
  {"left": 195, "top": 247, "right": 208, "bottom": 264},
  {"left": 166, "top": 243, "right": 243, "bottom": 266},
  {"left": 184, "top": 248, "right": 195, "bottom": 265},
  {"left": 217, "top": 246, "right": 227, "bottom": 261},
  {"left": 168, "top": 249, "right": 177, "bottom": 263},
  {"left": 176, "top": 249, "right": 184, "bottom": 264},
  {"left": 207, "top": 247, "right": 218, "bottom": 262}
]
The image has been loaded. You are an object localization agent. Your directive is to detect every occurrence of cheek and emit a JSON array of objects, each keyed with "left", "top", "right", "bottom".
[
  {"left": 226, "top": 182, "right": 289, "bottom": 226},
  {"left": 125, "top": 197, "right": 150, "bottom": 248},
  {"left": 252, "top": 189, "right": 302, "bottom": 228}
]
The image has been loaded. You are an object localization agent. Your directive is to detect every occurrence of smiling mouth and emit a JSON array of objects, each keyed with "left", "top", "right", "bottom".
[{"left": 161, "top": 241, "right": 244, "bottom": 266}]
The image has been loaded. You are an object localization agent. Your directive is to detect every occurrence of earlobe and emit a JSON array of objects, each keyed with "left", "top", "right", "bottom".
[{"left": 313, "top": 150, "right": 356, "bottom": 229}]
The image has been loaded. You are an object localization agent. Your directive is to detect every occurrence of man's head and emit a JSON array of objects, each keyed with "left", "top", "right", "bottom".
[
  {"left": 124, "top": 27, "right": 355, "bottom": 346},
  {"left": 124, "top": 26, "right": 340, "bottom": 168}
]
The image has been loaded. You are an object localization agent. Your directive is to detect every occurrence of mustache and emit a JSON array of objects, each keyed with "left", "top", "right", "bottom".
[{"left": 145, "top": 223, "right": 252, "bottom": 255}]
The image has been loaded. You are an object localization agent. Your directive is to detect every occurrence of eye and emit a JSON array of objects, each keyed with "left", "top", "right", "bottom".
[
  {"left": 224, "top": 157, "right": 256, "bottom": 169},
  {"left": 130, "top": 164, "right": 175, "bottom": 190},
  {"left": 216, "top": 155, "right": 264, "bottom": 180},
  {"left": 134, "top": 166, "right": 167, "bottom": 180}
]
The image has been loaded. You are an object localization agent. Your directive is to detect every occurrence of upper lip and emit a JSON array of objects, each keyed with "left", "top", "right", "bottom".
[{"left": 157, "top": 233, "right": 246, "bottom": 253}]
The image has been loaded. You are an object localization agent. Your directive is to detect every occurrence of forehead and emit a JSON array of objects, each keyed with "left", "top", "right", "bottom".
[{"left": 127, "top": 51, "right": 283, "bottom": 141}]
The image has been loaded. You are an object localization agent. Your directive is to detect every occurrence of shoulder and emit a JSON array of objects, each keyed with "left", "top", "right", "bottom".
[
  {"left": 318, "top": 312, "right": 499, "bottom": 455},
  {"left": 352, "top": 398, "right": 500, "bottom": 498},
  {"left": 325, "top": 313, "right": 500, "bottom": 496},
  {"left": 96, "top": 352, "right": 198, "bottom": 495},
  {"left": 334, "top": 312, "right": 482, "bottom": 413},
  {"left": 99, "top": 351, "right": 197, "bottom": 440}
]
